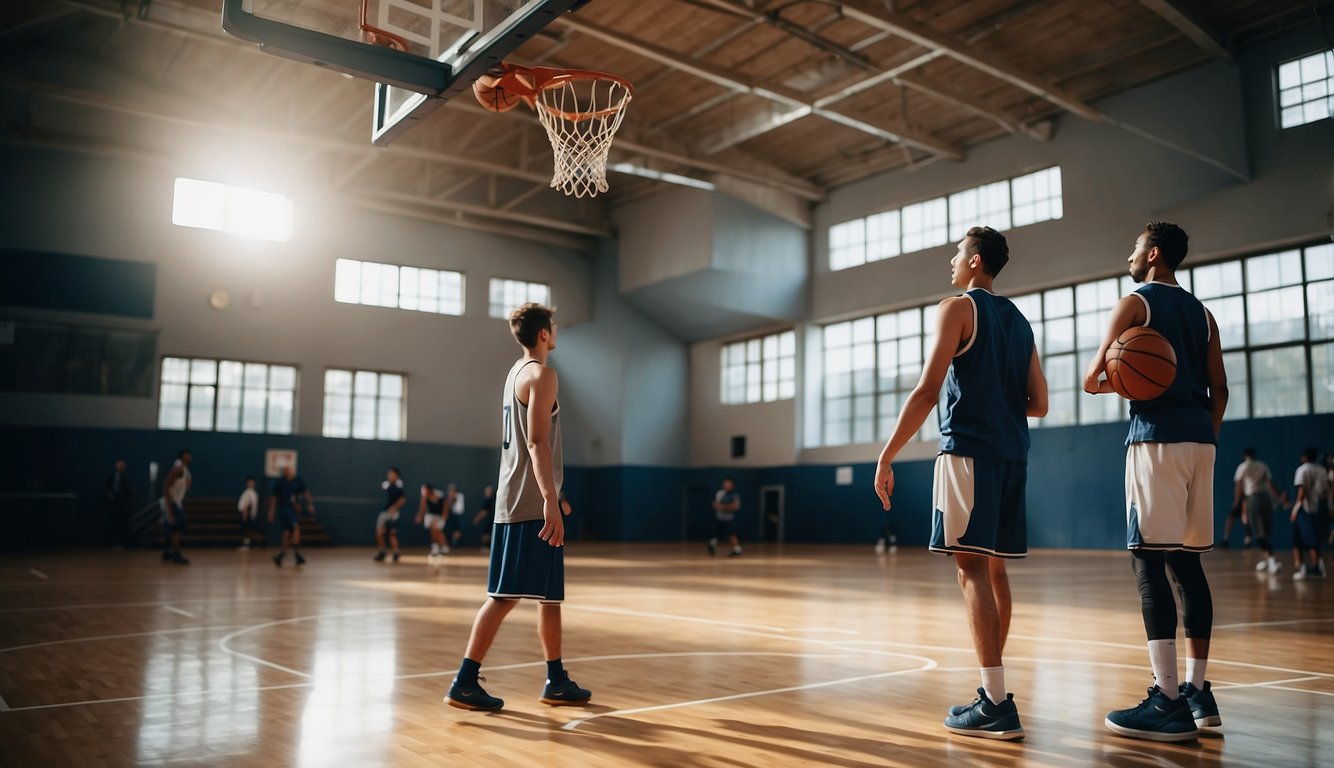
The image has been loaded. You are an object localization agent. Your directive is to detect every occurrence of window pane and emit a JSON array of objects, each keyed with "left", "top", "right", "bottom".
[
  {"left": 270, "top": 366, "right": 296, "bottom": 390},
  {"left": 1246, "top": 250, "right": 1302, "bottom": 291},
  {"left": 335, "top": 259, "right": 362, "bottom": 303},
  {"left": 1308, "top": 281, "right": 1334, "bottom": 340},
  {"left": 216, "top": 387, "right": 242, "bottom": 432},
  {"left": 1312, "top": 343, "right": 1334, "bottom": 413},
  {"left": 159, "top": 383, "right": 188, "bottom": 430},
  {"left": 241, "top": 388, "right": 267, "bottom": 433},
  {"left": 1307, "top": 243, "right": 1334, "bottom": 281},
  {"left": 1046, "top": 317, "right": 1074, "bottom": 354},
  {"left": 352, "top": 396, "right": 377, "bottom": 439},
  {"left": 162, "top": 357, "right": 191, "bottom": 383},
  {"left": 825, "top": 398, "right": 851, "bottom": 445},
  {"left": 377, "top": 398, "right": 401, "bottom": 440},
  {"left": 354, "top": 370, "right": 379, "bottom": 396},
  {"left": 218, "top": 361, "right": 244, "bottom": 387},
  {"left": 866, "top": 211, "right": 900, "bottom": 262},
  {"left": 1222, "top": 351, "right": 1248, "bottom": 420},
  {"left": 189, "top": 359, "right": 217, "bottom": 385},
  {"left": 267, "top": 390, "right": 294, "bottom": 434},
  {"left": 326, "top": 369, "right": 353, "bottom": 395},
  {"left": 243, "top": 363, "right": 268, "bottom": 390},
  {"left": 1192, "top": 261, "right": 1242, "bottom": 299},
  {"left": 324, "top": 393, "right": 351, "bottom": 438},
  {"left": 1246, "top": 286, "right": 1305, "bottom": 345},
  {"left": 1207, "top": 296, "right": 1246, "bottom": 349},
  {"left": 901, "top": 198, "right": 948, "bottom": 253},
  {"left": 1250, "top": 346, "right": 1308, "bottom": 417},
  {"left": 187, "top": 385, "right": 215, "bottom": 430},
  {"left": 379, "top": 373, "right": 404, "bottom": 399},
  {"left": 399, "top": 267, "right": 420, "bottom": 311},
  {"left": 1044, "top": 287, "right": 1073, "bottom": 317}
]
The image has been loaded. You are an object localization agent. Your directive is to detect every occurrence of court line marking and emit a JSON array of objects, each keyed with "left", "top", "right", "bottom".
[
  {"left": 395, "top": 651, "right": 865, "bottom": 680},
  {"left": 568, "top": 603, "right": 858, "bottom": 634},
  {"left": 1006, "top": 633, "right": 1334, "bottom": 679},
  {"left": 0, "top": 626, "right": 243, "bottom": 654},
  {"left": 562, "top": 661, "right": 938, "bottom": 732},
  {"left": 164, "top": 606, "right": 195, "bottom": 618},
  {"left": 1213, "top": 617, "right": 1334, "bottom": 630},
  {"left": 28, "top": 570, "right": 48, "bottom": 580},
  {"left": 0, "top": 694, "right": 8, "bottom": 711},
  {"left": 1211, "top": 675, "right": 1325, "bottom": 691},
  {"left": 0, "top": 595, "right": 311, "bottom": 614}
]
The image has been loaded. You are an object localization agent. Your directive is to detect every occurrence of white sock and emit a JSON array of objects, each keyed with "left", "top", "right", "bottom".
[
  {"left": 1148, "top": 639, "right": 1178, "bottom": 698},
  {"left": 980, "top": 666, "right": 1005, "bottom": 704},
  {"left": 1186, "top": 657, "right": 1206, "bottom": 689}
]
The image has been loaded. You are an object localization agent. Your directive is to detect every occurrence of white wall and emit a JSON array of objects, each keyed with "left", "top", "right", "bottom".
[{"left": 0, "top": 145, "right": 595, "bottom": 448}]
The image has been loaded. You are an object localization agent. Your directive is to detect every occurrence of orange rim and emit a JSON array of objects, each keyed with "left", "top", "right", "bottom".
[{"left": 484, "top": 63, "right": 633, "bottom": 119}]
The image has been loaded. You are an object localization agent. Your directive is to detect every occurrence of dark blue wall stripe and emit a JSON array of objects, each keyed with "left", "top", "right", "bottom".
[{"left": 1, "top": 249, "right": 156, "bottom": 318}]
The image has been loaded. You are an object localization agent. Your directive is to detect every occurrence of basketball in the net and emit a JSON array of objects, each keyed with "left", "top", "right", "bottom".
[
  {"left": 472, "top": 77, "right": 525, "bottom": 113},
  {"left": 1105, "top": 326, "right": 1177, "bottom": 401}
]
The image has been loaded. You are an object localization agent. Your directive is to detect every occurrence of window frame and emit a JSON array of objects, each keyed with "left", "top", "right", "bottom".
[
  {"left": 157, "top": 356, "right": 298, "bottom": 434},
  {"left": 334, "top": 258, "right": 466, "bottom": 316},
  {"left": 488, "top": 278, "right": 552, "bottom": 319},
  {"left": 322, "top": 368, "right": 407, "bottom": 442},
  {"left": 721, "top": 330, "right": 797, "bottom": 405}
]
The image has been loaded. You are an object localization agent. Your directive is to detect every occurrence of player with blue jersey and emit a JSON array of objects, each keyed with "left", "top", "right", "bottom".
[
  {"left": 875, "top": 226, "right": 1048, "bottom": 741},
  {"left": 1084, "top": 221, "right": 1228, "bottom": 741}
]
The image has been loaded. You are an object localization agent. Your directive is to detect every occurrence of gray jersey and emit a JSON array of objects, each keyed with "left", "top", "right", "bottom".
[{"left": 495, "top": 358, "right": 563, "bottom": 525}]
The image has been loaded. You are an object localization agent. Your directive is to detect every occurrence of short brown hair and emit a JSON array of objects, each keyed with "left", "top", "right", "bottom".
[
  {"left": 964, "top": 226, "right": 1009, "bottom": 276},
  {"left": 509, "top": 302, "right": 556, "bottom": 348}
]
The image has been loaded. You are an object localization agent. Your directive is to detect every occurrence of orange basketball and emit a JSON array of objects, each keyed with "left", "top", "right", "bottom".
[
  {"left": 472, "top": 78, "right": 525, "bottom": 113},
  {"left": 1105, "top": 326, "right": 1177, "bottom": 401}
]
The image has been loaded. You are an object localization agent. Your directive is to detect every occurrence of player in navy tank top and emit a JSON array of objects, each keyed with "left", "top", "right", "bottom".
[
  {"left": 1084, "top": 222, "right": 1228, "bottom": 741},
  {"left": 874, "top": 226, "right": 1048, "bottom": 740}
]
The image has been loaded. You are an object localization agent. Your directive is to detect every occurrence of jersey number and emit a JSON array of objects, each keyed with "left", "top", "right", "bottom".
[{"left": 502, "top": 404, "right": 513, "bottom": 450}]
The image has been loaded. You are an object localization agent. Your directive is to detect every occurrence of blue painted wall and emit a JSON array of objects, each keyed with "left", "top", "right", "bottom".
[{"left": 3, "top": 413, "right": 1330, "bottom": 550}]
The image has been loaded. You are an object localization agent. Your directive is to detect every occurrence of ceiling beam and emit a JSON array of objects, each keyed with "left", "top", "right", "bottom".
[
  {"left": 836, "top": 0, "right": 1106, "bottom": 122},
  {"left": 357, "top": 190, "right": 608, "bottom": 237},
  {"left": 1135, "top": 0, "right": 1232, "bottom": 61},
  {"left": 557, "top": 16, "right": 964, "bottom": 160}
]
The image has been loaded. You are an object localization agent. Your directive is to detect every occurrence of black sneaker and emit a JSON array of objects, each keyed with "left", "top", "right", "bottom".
[
  {"left": 273, "top": 553, "right": 284, "bottom": 568},
  {"left": 1105, "top": 685, "right": 1198, "bottom": 742},
  {"left": 447, "top": 677, "right": 504, "bottom": 711},
  {"left": 170, "top": 552, "right": 191, "bottom": 565},
  {"left": 727, "top": 549, "right": 742, "bottom": 558},
  {"left": 373, "top": 551, "right": 386, "bottom": 562},
  {"left": 707, "top": 540, "right": 717, "bottom": 556},
  {"left": 294, "top": 553, "right": 307, "bottom": 566},
  {"left": 392, "top": 552, "right": 401, "bottom": 563},
  {"left": 1180, "top": 681, "right": 1221, "bottom": 728},
  {"left": 540, "top": 677, "right": 591, "bottom": 706},
  {"left": 943, "top": 688, "right": 1024, "bottom": 740}
]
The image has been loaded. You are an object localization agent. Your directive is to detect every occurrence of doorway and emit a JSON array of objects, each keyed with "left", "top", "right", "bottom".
[{"left": 759, "top": 485, "right": 784, "bottom": 542}]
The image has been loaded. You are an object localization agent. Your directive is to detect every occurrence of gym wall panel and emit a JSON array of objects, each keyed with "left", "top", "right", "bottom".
[{"left": 0, "top": 249, "right": 155, "bottom": 318}]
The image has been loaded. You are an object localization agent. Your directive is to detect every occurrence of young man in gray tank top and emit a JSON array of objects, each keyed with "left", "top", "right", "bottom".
[{"left": 447, "top": 303, "right": 589, "bottom": 711}]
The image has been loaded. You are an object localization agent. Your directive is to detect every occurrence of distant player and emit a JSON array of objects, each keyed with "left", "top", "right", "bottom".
[
  {"left": 1084, "top": 221, "right": 1227, "bottom": 741},
  {"left": 417, "top": 483, "right": 448, "bottom": 558},
  {"left": 445, "top": 483, "right": 467, "bottom": 551},
  {"left": 238, "top": 475, "right": 261, "bottom": 550},
  {"left": 160, "top": 449, "right": 193, "bottom": 565},
  {"left": 269, "top": 465, "right": 313, "bottom": 567},
  {"left": 1232, "top": 448, "right": 1286, "bottom": 573},
  {"left": 446, "top": 303, "right": 589, "bottom": 711},
  {"left": 1291, "top": 447, "right": 1330, "bottom": 580},
  {"left": 708, "top": 478, "right": 742, "bottom": 557},
  {"left": 473, "top": 485, "right": 496, "bottom": 551},
  {"left": 874, "top": 226, "right": 1046, "bottom": 741},
  {"left": 374, "top": 467, "right": 406, "bottom": 563}
]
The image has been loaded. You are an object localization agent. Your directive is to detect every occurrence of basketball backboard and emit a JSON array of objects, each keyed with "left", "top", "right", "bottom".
[{"left": 221, "top": 0, "right": 585, "bottom": 145}]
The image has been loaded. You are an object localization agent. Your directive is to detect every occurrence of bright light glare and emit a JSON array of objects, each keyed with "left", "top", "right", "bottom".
[{"left": 172, "top": 177, "right": 294, "bottom": 242}]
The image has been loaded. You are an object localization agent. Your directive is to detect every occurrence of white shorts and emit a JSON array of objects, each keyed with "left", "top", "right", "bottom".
[
  {"left": 376, "top": 510, "right": 400, "bottom": 531},
  {"left": 423, "top": 513, "right": 444, "bottom": 530},
  {"left": 1125, "top": 442, "right": 1215, "bottom": 552}
]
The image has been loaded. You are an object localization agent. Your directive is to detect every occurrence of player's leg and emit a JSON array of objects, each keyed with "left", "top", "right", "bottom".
[
  {"left": 708, "top": 518, "right": 720, "bottom": 556},
  {"left": 447, "top": 597, "right": 520, "bottom": 710},
  {"left": 536, "top": 602, "right": 591, "bottom": 705},
  {"left": 1166, "top": 550, "right": 1218, "bottom": 727},
  {"left": 389, "top": 528, "right": 400, "bottom": 562},
  {"left": 292, "top": 522, "right": 305, "bottom": 565},
  {"left": 989, "top": 557, "right": 1012, "bottom": 654}
]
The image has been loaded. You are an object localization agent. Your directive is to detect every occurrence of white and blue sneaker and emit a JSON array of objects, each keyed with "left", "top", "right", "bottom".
[
  {"left": 1105, "top": 685, "right": 1198, "bottom": 742},
  {"left": 943, "top": 688, "right": 1024, "bottom": 740},
  {"left": 1180, "top": 681, "right": 1221, "bottom": 728}
]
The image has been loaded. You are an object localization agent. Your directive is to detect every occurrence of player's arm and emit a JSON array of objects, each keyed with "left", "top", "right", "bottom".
[
  {"left": 1293, "top": 481, "right": 1307, "bottom": 522},
  {"left": 524, "top": 365, "right": 565, "bottom": 546},
  {"left": 388, "top": 494, "right": 406, "bottom": 513},
  {"left": 415, "top": 488, "right": 427, "bottom": 524},
  {"left": 1026, "top": 344, "right": 1048, "bottom": 417},
  {"left": 1083, "top": 294, "right": 1147, "bottom": 394},
  {"left": 161, "top": 466, "right": 182, "bottom": 521},
  {"left": 1202, "top": 308, "right": 1228, "bottom": 438},
  {"left": 267, "top": 491, "right": 276, "bottom": 523},
  {"left": 874, "top": 297, "right": 969, "bottom": 509},
  {"left": 302, "top": 487, "right": 315, "bottom": 514}
]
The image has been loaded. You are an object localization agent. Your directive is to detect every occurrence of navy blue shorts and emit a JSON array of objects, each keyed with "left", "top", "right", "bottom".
[
  {"left": 487, "top": 520, "right": 565, "bottom": 602},
  {"left": 929, "top": 454, "right": 1028, "bottom": 558},
  {"left": 276, "top": 507, "right": 299, "bottom": 532},
  {"left": 162, "top": 501, "right": 187, "bottom": 534},
  {"left": 1293, "top": 510, "right": 1327, "bottom": 552}
]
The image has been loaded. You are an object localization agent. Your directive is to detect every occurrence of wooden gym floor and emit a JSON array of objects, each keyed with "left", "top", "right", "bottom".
[{"left": 0, "top": 544, "right": 1331, "bottom": 767}]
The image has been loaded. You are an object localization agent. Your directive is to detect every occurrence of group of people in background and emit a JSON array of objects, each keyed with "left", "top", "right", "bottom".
[{"left": 1227, "top": 446, "right": 1334, "bottom": 580}]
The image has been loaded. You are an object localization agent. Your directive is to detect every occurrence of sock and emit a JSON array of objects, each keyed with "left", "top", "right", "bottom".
[
  {"left": 980, "top": 666, "right": 1005, "bottom": 704},
  {"left": 1186, "top": 657, "right": 1206, "bottom": 689},
  {"left": 457, "top": 658, "right": 481, "bottom": 686},
  {"left": 546, "top": 658, "right": 568, "bottom": 684},
  {"left": 1148, "top": 639, "right": 1178, "bottom": 698}
]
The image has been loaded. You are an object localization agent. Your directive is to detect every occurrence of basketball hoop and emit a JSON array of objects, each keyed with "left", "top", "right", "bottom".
[
  {"left": 474, "top": 64, "right": 633, "bottom": 199},
  {"left": 359, "top": 0, "right": 409, "bottom": 52}
]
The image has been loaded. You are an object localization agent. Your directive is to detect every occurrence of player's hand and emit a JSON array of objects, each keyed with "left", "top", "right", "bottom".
[
  {"left": 874, "top": 463, "right": 894, "bottom": 511},
  {"left": 1082, "top": 359, "right": 1104, "bottom": 395},
  {"left": 414, "top": 514, "right": 423, "bottom": 525},
  {"left": 539, "top": 498, "right": 564, "bottom": 547}
]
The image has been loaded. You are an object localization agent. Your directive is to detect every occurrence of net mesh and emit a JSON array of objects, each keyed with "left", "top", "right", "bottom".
[{"left": 534, "top": 77, "right": 632, "bottom": 199}]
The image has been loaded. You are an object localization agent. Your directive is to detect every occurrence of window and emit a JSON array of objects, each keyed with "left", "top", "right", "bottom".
[
  {"left": 158, "top": 357, "right": 296, "bottom": 433},
  {"left": 1010, "top": 167, "right": 1062, "bottom": 227},
  {"left": 829, "top": 220, "right": 867, "bottom": 270},
  {"left": 1277, "top": 49, "right": 1334, "bottom": 129},
  {"left": 172, "top": 178, "right": 293, "bottom": 242},
  {"left": 828, "top": 167, "right": 1062, "bottom": 271},
  {"left": 949, "top": 181, "right": 1010, "bottom": 240},
  {"left": 489, "top": 279, "right": 551, "bottom": 319},
  {"left": 335, "top": 259, "right": 464, "bottom": 316},
  {"left": 721, "top": 330, "right": 795, "bottom": 404},
  {"left": 323, "top": 369, "right": 405, "bottom": 441}
]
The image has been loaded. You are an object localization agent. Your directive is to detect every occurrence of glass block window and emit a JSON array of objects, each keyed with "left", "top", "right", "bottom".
[
  {"left": 489, "top": 279, "right": 551, "bottom": 319},
  {"left": 159, "top": 357, "right": 296, "bottom": 434},
  {"left": 721, "top": 331, "right": 796, "bottom": 404},
  {"left": 1277, "top": 49, "right": 1333, "bottom": 129},
  {"left": 1010, "top": 167, "right": 1063, "bottom": 227},
  {"left": 323, "top": 369, "right": 405, "bottom": 441}
]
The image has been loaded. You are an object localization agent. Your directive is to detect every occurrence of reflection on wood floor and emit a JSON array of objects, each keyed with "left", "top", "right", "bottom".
[{"left": 0, "top": 544, "right": 1331, "bottom": 767}]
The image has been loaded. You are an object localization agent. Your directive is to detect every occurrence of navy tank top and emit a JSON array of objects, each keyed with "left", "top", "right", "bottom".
[{"left": 1125, "top": 282, "right": 1215, "bottom": 445}]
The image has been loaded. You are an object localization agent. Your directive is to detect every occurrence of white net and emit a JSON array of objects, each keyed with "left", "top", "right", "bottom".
[{"left": 534, "top": 76, "right": 632, "bottom": 199}]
